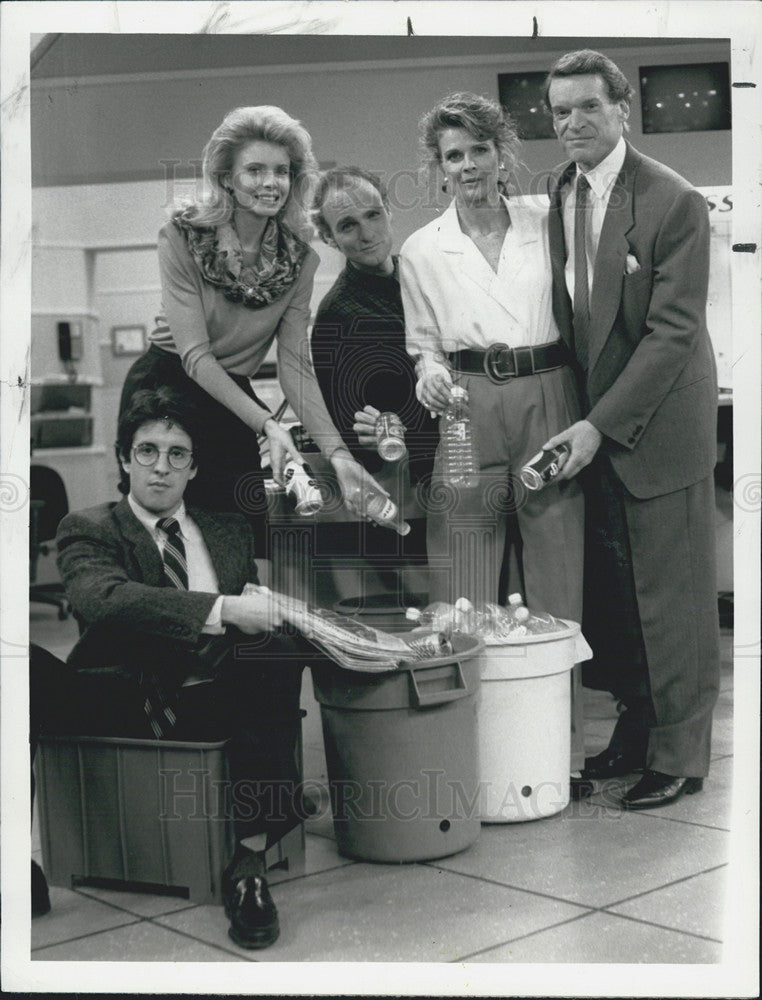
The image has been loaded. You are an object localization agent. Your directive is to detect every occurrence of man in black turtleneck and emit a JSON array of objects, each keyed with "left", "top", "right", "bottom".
[{"left": 310, "top": 167, "right": 437, "bottom": 587}]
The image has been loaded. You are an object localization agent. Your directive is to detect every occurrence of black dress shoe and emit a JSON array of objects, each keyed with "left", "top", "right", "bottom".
[
  {"left": 32, "top": 860, "right": 51, "bottom": 917},
  {"left": 621, "top": 770, "right": 704, "bottom": 810},
  {"left": 223, "top": 874, "right": 279, "bottom": 949},
  {"left": 581, "top": 746, "right": 645, "bottom": 781}
]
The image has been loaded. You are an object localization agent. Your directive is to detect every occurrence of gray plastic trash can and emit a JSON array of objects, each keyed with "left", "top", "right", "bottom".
[{"left": 311, "top": 634, "right": 483, "bottom": 862}]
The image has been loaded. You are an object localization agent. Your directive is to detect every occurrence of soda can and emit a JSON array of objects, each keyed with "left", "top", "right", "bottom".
[
  {"left": 284, "top": 460, "right": 323, "bottom": 515},
  {"left": 519, "top": 444, "right": 570, "bottom": 491},
  {"left": 375, "top": 412, "right": 407, "bottom": 462},
  {"left": 405, "top": 632, "right": 454, "bottom": 660}
]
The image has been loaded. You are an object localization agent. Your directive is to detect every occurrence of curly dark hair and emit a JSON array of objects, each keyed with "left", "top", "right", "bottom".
[{"left": 115, "top": 387, "right": 203, "bottom": 496}]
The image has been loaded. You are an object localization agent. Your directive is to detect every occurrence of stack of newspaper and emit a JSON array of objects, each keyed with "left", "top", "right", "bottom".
[{"left": 242, "top": 584, "right": 451, "bottom": 673}]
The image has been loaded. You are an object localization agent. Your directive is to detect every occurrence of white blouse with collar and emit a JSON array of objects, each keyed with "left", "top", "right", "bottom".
[{"left": 399, "top": 196, "right": 561, "bottom": 371}]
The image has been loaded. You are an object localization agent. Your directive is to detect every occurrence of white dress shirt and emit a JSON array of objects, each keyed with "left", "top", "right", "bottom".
[
  {"left": 400, "top": 195, "right": 562, "bottom": 386},
  {"left": 562, "top": 136, "right": 627, "bottom": 302},
  {"left": 128, "top": 494, "right": 225, "bottom": 633}
]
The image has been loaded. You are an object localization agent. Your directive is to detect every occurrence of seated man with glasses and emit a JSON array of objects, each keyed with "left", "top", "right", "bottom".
[{"left": 32, "top": 386, "right": 319, "bottom": 949}]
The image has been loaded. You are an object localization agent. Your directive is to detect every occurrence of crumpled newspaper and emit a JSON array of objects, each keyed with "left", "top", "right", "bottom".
[{"left": 242, "top": 584, "right": 451, "bottom": 672}]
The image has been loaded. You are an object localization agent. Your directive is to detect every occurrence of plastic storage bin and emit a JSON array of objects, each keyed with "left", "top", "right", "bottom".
[
  {"left": 311, "top": 634, "right": 483, "bottom": 862},
  {"left": 478, "top": 622, "right": 592, "bottom": 823},
  {"left": 35, "top": 733, "right": 304, "bottom": 903}
]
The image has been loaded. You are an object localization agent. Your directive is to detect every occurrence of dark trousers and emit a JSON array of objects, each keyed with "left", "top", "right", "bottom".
[
  {"left": 582, "top": 456, "right": 655, "bottom": 757},
  {"left": 30, "top": 633, "right": 314, "bottom": 842},
  {"left": 119, "top": 345, "right": 269, "bottom": 553},
  {"left": 582, "top": 455, "right": 720, "bottom": 776}
]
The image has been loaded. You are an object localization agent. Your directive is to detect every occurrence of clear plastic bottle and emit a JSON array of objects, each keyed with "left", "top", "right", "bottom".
[
  {"left": 482, "top": 594, "right": 531, "bottom": 639},
  {"left": 352, "top": 486, "right": 411, "bottom": 536},
  {"left": 441, "top": 386, "right": 480, "bottom": 488},
  {"left": 503, "top": 593, "right": 567, "bottom": 636},
  {"left": 375, "top": 412, "right": 407, "bottom": 462},
  {"left": 524, "top": 612, "right": 568, "bottom": 635},
  {"left": 405, "top": 601, "right": 458, "bottom": 632}
]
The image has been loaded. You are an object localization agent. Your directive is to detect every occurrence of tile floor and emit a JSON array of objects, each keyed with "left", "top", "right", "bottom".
[{"left": 29, "top": 604, "right": 734, "bottom": 966}]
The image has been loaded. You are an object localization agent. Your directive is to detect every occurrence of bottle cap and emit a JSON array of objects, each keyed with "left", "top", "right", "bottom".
[
  {"left": 454, "top": 597, "right": 473, "bottom": 612},
  {"left": 450, "top": 385, "right": 467, "bottom": 400},
  {"left": 405, "top": 607, "right": 422, "bottom": 621},
  {"left": 507, "top": 593, "right": 523, "bottom": 606}
]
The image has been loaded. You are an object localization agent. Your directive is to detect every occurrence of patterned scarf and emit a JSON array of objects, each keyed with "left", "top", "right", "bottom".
[{"left": 172, "top": 211, "right": 309, "bottom": 309}]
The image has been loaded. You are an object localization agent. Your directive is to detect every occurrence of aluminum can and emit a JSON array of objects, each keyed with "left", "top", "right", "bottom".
[
  {"left": 284, "top": 460, "right": 323, "bottom": 515},
  {"left": 519, "top": 444, "right": 571, "bottom": 491},
  {"left": 405, "top": 632, "right": 454, "bottom": 660},
  {"left": 375, "top": 412, "right": 407, "bottom": 462}
]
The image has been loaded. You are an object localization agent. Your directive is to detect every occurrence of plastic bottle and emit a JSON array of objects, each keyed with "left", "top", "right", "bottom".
[
  {"left": 375, "top": 412, "right": 407, "bottom": 462},
  {"left": 441, "top": 386, "right": 480, "bottom": 488},
  {"left": 506, "top": 593, "right": 530, "bottom": 622},
  {"left": 524, "top": 612, "right": 568, "bottom": 635},
  {"left": 453, "top": 596, "right": 480, "bottom": 634},
  {"left": 405, "top": 601, "right": 458, "bottom": 632},
  {"left": 283, "top": 460, "right": 323, "bottom": 515},
  {"left": 352, "top": 486, "right": 411, "bottom": 536},
  {"left": 481, "top": 594, "right": 530, "bottom": 639}
]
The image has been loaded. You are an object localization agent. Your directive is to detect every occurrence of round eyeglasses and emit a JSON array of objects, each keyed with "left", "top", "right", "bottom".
[{"left": 131, "top": 443, "right": 194, "bottom": 471}]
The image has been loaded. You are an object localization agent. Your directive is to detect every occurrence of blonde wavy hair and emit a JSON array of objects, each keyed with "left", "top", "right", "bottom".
[{"left": 177, "top": 106, "right": 318, "bottom": 239}]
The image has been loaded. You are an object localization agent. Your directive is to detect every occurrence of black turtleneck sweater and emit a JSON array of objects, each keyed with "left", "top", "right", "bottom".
[{"left": 310, "top": 258, "right": 437, "bottom": 484}]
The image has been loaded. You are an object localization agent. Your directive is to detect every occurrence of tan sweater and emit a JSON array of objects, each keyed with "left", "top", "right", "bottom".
[{"left": 150, "top": 221, "right": 346, "bottom": 456}]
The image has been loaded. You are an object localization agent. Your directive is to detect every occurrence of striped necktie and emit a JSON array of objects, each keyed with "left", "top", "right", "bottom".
[
  {"left": 573, "top": 173, "right": 592, "bottom": 370},
  {"left": 156, "top": 516, "right": 188, "bottom": 590}
]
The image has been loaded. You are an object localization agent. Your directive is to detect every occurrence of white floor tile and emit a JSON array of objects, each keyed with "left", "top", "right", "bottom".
[
  {"left": 435, "top": 805, "right": 730, "bottom": 908},
  {"left": 32, "top": 885, "right": 140, "bottom": 950},
  {"left": 33, "top": 918, "right": 249, "bottom": 962},
  {"left": 609, "top": 865, "right": 728, "bottom": 940},
  {"left": 466, "top": 909, "right": 722, "bottom": 963},
  {"left": 156, "top": 862, "right": 587, "bottom": 962}
]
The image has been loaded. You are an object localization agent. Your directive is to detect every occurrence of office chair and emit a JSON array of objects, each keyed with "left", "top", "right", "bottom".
[{"left": 30, "top": 464, "right": 70, "bottom": 620}]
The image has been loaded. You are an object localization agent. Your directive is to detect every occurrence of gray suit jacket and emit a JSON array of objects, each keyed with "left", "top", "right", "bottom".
[
  {"left": 56, "top": 497, "right": 260, "bottom": 672},
  {"left": 548, "top": 142, "right": 717, "bottom": 499}
]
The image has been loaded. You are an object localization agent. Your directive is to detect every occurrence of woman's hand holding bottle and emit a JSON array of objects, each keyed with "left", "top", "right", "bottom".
[
  {"left": 417, "top": 366, "right": 454, "bottom": 416},
  {"left": 329, "top": 450, "right": 408, "bottom": 530},
  {"left": 330, "top": 451, "right": 386, "bottom": 509}
]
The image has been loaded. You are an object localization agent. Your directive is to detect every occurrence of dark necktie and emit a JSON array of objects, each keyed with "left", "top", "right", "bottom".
[
  {"left": 156, "top": 516, "right": 188, "bottom": 590},
  {"left": 573, "top": 173, "right": 591, "bottom": 369}
]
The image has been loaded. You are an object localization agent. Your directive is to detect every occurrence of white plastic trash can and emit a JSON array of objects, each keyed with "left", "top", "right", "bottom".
[{"left": 478, "top": 621, "right": 592, "bottom": 823}]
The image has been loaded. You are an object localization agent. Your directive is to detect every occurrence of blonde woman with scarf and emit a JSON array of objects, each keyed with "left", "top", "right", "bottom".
[{"left": 120, "top": 106, "right": 382, "bottom": 544}]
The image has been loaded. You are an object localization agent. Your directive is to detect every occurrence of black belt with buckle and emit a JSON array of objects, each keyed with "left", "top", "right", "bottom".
[{"left": 450, "top": 341, "right": 568, "bottom": 383}]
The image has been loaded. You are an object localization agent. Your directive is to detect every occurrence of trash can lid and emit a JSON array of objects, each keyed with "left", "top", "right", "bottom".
[
  {"left": 479, "top": 620, "right": 593, "bottom": 680},
  {"left": 311, "top": 634, "right": 483, "bottom": 711}
]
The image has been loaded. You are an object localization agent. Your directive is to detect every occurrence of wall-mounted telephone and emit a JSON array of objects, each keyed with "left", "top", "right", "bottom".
[{"left": 57, "top": 321, "right": 83, "bottom": 363}]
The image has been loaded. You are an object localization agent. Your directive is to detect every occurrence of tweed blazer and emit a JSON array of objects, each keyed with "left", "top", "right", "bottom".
[
  {"left": 548, "top": 142, "right": 718, "bottom": 499},
  {"left": 56, "top": 497, "right": 259, "bottom": 670}
]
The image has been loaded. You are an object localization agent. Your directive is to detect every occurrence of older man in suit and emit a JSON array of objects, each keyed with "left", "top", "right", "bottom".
[
  {"left": 541, "top": 50, "right": 720, "bottom": 809},
  {"left": 32, "top": 386, "right": 317, "bottom": 948}
]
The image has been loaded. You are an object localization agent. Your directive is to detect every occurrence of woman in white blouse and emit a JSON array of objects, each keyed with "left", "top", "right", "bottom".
[{"left": 400, "top": 92, "right": 584, "bottom": 632}]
